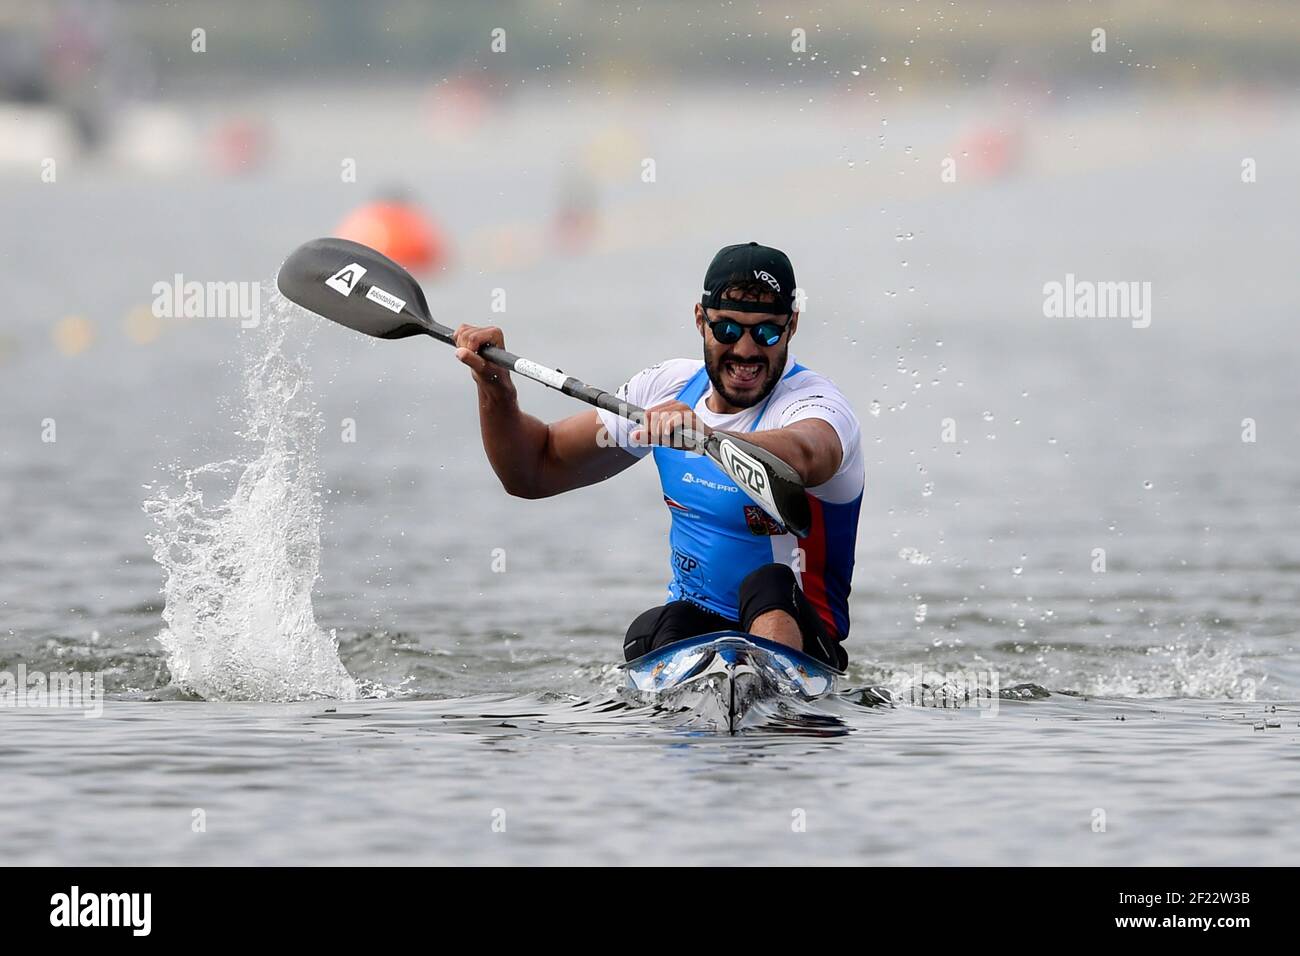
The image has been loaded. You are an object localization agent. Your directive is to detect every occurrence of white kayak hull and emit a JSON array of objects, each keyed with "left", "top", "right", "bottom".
[{"left": 623, "top": 630, "right": 842, "bottom": 733}]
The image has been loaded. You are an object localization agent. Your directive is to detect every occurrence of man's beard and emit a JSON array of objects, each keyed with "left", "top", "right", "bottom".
[{"left": 703, "top": 339, "right": 786, "bottom": 409}]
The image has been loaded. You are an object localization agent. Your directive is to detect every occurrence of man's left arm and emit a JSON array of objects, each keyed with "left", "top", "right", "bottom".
[
  {"left": 721, "top": 419, "right": 843, "bottom": 487},
  {"left": 635, "top": 396, "right": 850, "bottom": 487}
]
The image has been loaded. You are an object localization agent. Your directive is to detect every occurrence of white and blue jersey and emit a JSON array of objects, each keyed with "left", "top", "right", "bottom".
[{"left": 597, "top": 355, "right": 864, "bottom": 640}]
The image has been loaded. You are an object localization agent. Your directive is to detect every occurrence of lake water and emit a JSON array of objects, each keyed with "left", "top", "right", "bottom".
[{"left": 2, "top": 87, "right": 1298, "bottom": 864}]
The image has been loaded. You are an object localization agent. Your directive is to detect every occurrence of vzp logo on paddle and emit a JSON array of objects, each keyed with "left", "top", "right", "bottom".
[
  {"left": 718, "top": 439, "right": 777, "bottom": 513},
  {"left": 325, "top": 262, "right": 367, "bottom": 297}
]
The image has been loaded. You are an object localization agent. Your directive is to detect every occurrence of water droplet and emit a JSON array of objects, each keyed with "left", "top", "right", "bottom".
[{"left": 869, "top": 400, "right": 881, "bottom": 417}]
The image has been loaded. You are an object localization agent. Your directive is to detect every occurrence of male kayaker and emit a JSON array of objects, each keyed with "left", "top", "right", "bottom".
[{"left": 454, "top": 242, "right": 864, "bottom": 668}]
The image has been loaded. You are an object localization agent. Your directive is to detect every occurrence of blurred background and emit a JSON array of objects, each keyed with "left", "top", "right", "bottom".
[{"left": 2, "top": 0, "right": 1298, "bottom": 699}]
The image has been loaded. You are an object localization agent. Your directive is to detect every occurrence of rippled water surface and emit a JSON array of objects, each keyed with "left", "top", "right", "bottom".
[{"left": 2, "top": 91, "right": 1299, "bottom": 864}]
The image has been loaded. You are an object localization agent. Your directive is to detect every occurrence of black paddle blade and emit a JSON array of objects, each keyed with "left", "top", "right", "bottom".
[
  {"left": 709, "top": 433, "right": 813, "bottom": 537},
  {"left": 276, "top": 237, "right": 440, "bottom": 340}
]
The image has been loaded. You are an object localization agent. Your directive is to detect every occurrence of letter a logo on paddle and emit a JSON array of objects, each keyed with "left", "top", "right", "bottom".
[{"left": 325, "top": 262, "right": 367, "bottom": 297}]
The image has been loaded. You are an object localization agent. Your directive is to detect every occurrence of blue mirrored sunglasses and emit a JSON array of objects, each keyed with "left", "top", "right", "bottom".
[{"left": 707, "top": 317, "right": 790, "bottom": 347}]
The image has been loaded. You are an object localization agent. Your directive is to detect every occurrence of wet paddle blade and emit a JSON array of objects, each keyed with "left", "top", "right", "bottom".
[
  {"left": 706, "top": 433, "right": 812, "bottom": 537},
  {"left": 275, "top": 237, "right": 442, "bottom": 340}
]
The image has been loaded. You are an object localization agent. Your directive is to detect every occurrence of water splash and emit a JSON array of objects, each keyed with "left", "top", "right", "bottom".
[
  {"left": 1082, "top": 638, "right": 1259, "bottom": 701},
  {"left": 143, "top": 291, "right": 357, "bottom": 701},
  {"left": 851, "top": 632, "right": 1262, "bottom": 705}
]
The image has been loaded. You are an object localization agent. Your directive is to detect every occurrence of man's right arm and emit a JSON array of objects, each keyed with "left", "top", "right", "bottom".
[{"left": 454, "top": 324, "right": 638, "bottom": 499}]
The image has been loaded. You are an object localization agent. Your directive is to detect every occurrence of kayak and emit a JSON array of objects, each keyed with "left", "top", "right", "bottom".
[{"left": 623, "top": 631, "right": 842, "bottom": 733}]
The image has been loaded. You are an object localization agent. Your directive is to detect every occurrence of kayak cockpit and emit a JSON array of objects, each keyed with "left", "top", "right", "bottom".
[{"left": 623, "top": 630, "right": 841, "bottom": 733}]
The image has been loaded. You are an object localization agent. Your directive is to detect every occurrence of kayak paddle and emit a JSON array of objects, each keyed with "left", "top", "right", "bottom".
[{"left": 275, "top": 237, "right": 812, "bottom": 536}]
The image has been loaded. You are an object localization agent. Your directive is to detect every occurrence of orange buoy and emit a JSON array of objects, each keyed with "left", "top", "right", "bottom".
[{"left": 334, "top": 200, "right": 449, "bottom": 273}]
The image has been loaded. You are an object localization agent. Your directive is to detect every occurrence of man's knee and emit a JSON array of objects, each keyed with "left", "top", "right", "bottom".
[
  {"left": 624, "top": 601, "right": 727, "bottom": 660},
  {"left": 623, "top": 605, "right": 666, "bottom": 661},
  {"left": 738, "top": 563, "right": 798, "bottom": 610}
]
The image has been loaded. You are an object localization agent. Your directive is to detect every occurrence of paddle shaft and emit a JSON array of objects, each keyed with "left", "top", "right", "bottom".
[{"left": 425, "top": 325, "right": 662, "bottom": 433}]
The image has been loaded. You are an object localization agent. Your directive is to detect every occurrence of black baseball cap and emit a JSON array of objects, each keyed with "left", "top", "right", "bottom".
[{"left": 701, "top": 241, "right": 797, "bottom": 315}]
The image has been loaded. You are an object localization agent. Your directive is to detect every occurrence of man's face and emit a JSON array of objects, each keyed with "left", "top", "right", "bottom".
[{"left": 696, "top": 300, "right": 797, "bottom": 409}]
